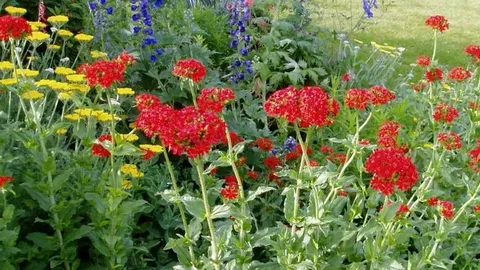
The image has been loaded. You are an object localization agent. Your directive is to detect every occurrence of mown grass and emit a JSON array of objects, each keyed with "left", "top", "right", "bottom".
[{"left": 313, "top": 0, "right": 480, "bottom": 68}]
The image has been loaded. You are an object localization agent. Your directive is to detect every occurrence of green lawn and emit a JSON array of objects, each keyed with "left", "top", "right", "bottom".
[{"left": 313, "top": 0, "right": 480, "bottom": 67}]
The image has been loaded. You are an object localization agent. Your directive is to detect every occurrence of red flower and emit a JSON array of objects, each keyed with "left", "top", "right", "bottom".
[
  {"left": 80, "top": 59, "right": 126, "bottom": 88},
  {"left": 221, "top": 132, "right": 244, "bottom": 147},
  {"left": 135, "top": 103, "right": 175, "bottom": 138},
  {"left": 247, "top": 170, "right": 259, "bottom": 180},
  {"left": 327, "top": 152, "right": 347, "bottom": 164},
  {"left": 342, "top": 73, "right": 351, "bottom": 82},
  {"left": 396, "top": 204, "right": 410, "bottom": 215},
  {"left": 473, "top": 205, "right": 480, "bottom": 213},
  {"left": 438, "top": 132, "right": 462, "bottom": 150},
  {"left": 141, "top": 148, "right": 156, "bottom": 160},
  {"left": 416, "top": 55, "right": 431, "bottom": 67},
  {"left": 308, "top": 160, "right": 319, "bottom": 167},
  {"left": 236, "top": 156, "right": 247, "bottom": 166},
  {"left": 365, "top": 148, "right": 418, "bottom": 196},
  {"left": 220, "top": 185, "right": 239, "bottom": 200},
  {"left": 369, "top": 85, "right": 395, "bottom": 105},
  {"left": 0, "top": 15, "right": 32, "bottom": 41},
  {"left": 268, "top": 171, "right": 281, "bottom": 185},
  {"left": 432, "top": 103, "right": 459, "bottom": 123},
  {"left": 113, "top": 52, "right": 136, "bottom": 66},
  {"left": 163, "top": 106, "right": 226, "bottom": 158},
  {"left": 135, "top": 93, "right": 162, "bottom": 112},
  {"left": 264, "top": 155, "right": 281, "bottom": 169},
  {"left": 425, "top": 68, "right": 443, "bottom": 82},
  {"left": 425, "top": 15, "right": 449, "bottom": 32},
  {"left": 320, "top": 145, "right": 334, "bottom": 154},
  {"left": 377, "top": 121, "right": 401, "bottom": 149},
  {"left": 359, "top": 139, "right": 370, "bottom": 146},
  {"left": 344, "top": 88, "right": 371, "bottom": 110},
  {"left": 0, "top": 175, "right": 13, "bottom": 188},
  {"left": 197, "top": 87, "right": 235, "bottom": 113},
  {"left": 92, "top": 134, "right": 113, "bottom": 157},
  {"left": 285, "top": 151, "right": 301, "bottom": 161},
  {"left": 412, "top": 81, "right": 428, "bottom": 92},
  {"left": 224, "top": 175, "right": 238, "bottom": 187},
  {"left": 264, "top": 86, "right": 300, "bottom": 123},
  {"left": 465, "top": 44, "right": 480, "bottom": 63},
  {"left": 448, "top": 66, "right": 471, "bottom": 82},
  {"left": 209, "top": 167, "right": 218, "bottom": 175},
  {"left": 172, "top": 58, "right": 207, "bottom": 83},
  {"left": 427, "top": 197, "right": 439, "bottom": 206},
  {"left": 255, "top": 138, "right": 274, "bottom": 151},
  {"left": 337, "top": 189, "right": 347, "bottom": 197},
  {"left": 439, "top": 200, "right": 454, "bottom": 219},
  {"left": 468, "top": 139, "right": 480, "bottom": 172}
]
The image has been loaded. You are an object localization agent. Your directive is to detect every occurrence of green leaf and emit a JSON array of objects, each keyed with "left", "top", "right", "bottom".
[
  {"left": 164, "top": 238, "right": 191, "bottom": 266},
  {"left": 211, "top": 205, "right": 231, "bottom": 220},
  {"left": 89, "top": 232, "right": 110, "bottom": 257},
  {"left": 188, "top": 218, "right": 202, "bottom": 242},
  {"left": 2, "top": 204, "right": 14, "bottom": 221},
  {"left": 26, "top": 232, "right": 55, "bottom": 250},
  {"left": 379, "top": 201, "right": 401, "bottom": 224},
  {"left": 246, "top": 186, "right": 276, "bottom": 202},
  {"left": 180, "top": 195, "right": 205, "bottom": 221},
  {"left": 41, "top": 155, "right": 56, "bottom": 174},
  {"left": 283, "top": 187, "right": 295, "bottom": 223},
  {"left": 64, "top": 225, "right": 93, "bottom": 244},
  {"left": 85, "top": 193, "right": 107, "bottom": 214},
  {"left": 52, "top": 168, "right": 75, "bottom": 193},
  {"left": 24, "top": 187, "right": 51, "bottom": 211},
  {"left": 114, "top": 142, "right": 143, "bottom": 157}
]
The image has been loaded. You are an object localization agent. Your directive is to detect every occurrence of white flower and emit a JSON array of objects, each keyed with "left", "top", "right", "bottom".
[
  {"left": 45, "top": 68, "right": 54, "bottom": 73},
  {"left": 343, "top": 40, "right": 350, "bottom": 45},
  {"left": 397, "top": 47, "right": 406, "bottom": 52},
  {"left": 109, "top": 98, "right": 120, "bottom": 106},
  {"left": 337, "top": 33, "right": 347, "bottom": 40},
  {"left": 60, "top": 57, "right": 70, "bottom": 63},
  {"left": 50, "top": 27, "right": 58, "bottom": 32},
  {"left": 15, "top": 47, "right": 22, "bottom": 53}
]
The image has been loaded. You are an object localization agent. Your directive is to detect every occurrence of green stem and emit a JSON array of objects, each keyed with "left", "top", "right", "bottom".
[
  {"left": 161, "top": 141, "right": 196, "bottom": 265},
  {"left": 194, "top": 158, "right": 220, "bottom": 269},
  {"left": 431, "top": 30, "right": 438, "bottom": 63},
  {"left": 451, "top": 179, "right": 480, "bottom": 224},
  {"left": 188, "top": 79, "right": 198, "bottom": 107}
]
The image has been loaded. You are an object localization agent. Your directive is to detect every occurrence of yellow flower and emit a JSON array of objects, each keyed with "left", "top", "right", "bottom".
[
  {"left": 27, "top": 21, "right": 46, "bottom": 31},
  {"left": 354, "top": 39, "right": 364, "bottom": 44},
  {"left": 139, "top": 144, "right": 164, "bottom": 153},
  {"left": 129, "top": 122, "right": 136, "bottom": 129},
  {"left": 117, "top": 87, "right": 135, "bottom": 95},
  {"left": 50, "top": 82, "right": 71, "bottom": 91},
  {"left": 96, "top": 113, "right": 118, "bottom": 122},
  {"left": 0, "top": 61, "right": 14, "bottom": 71},
  {"left": 69, "top": 84, "right": 90, "bottom": 93},
  {"left": 48, "top": 45, "right": 61, "bottom": 51},
  {"left": 55, "top": 66, "right": 76, "bottom": 76},
  {"left": 22, "top": 90, "right": 44, "bottom": 100},
  {"left": 66, "top": 74, "right": 85, "bottom": 82},
  {"left": 443, "top": 83, "right": 452, "bottom": 90},
  {"left": 27, "top": 56, "right": 38, "bottom": 61},
  {"left": 91, "top": 110, "right": 106, "bottom": 117},
  {"left": 122, "top": 180, "right": 133, "bottom": 190},
  {"left": 423, "top": 143, "right": 433, "bottom": 149},
  {"left": 120, "top": 164, "right": 144, "bottom": 178},
  {"left": 22, "top": 69, "right": 39, "bottom": 77},
  {"left": 47, "top": 15, "right": 69, "bottom": 27},
  {"left": 74, "top": 108, "right": 94, "bottom": 117},
  {"left": 56, "top": 128, "right": 68, "bottom": 135},
  {"left": 27, "top": 31, "right": 50, "bottom": 43},
  {"left": 119, "top": 134, "right": 139, "bottom": 142},
  {"left": 74, "top": 34, "right": 94, "bottom": 42},
  {"left": 91, "top": 51, "right": 108, "bottom": 58},
  {"left": 58, "top": 29, "right": 74, "bottom": 38},
  {"left": 0, "top": 78, "right": 18, "bottom": 85},
  {"left": 5, "top": 6, "right": 27, "bottom": 16},
  {"left": 64, "top": 113, "right": 81, "bottom": 121},
  {"left": 58, "top": 92, "right": 73, "bottom": 100},
  {"left": 35, "top": 79, "right": 57, "bottom": 87}
]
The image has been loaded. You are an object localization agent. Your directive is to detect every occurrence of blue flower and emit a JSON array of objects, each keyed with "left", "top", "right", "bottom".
[
  {"left": 230, "top": 39, "right": 239, "bottom": 48},
  {"left": 283, "top": 136, "right": 297, "bottom": 152},
  {"left": 150, "top": 54, "right": 157, "bottom": 62},
  {"left": 131, "top": 5, "right": 138, "bottom": 11},
  {"left": 236, "top": 72, "right": 245, "bottom": 80},
  {"left": 233, "top": 59, "right": 242, "bottom": 67},
  {"left": 156, "top": 48, "right": 163, "bottom": 55},
  {"left": 271, "top": 148, "right": 280, "bottom": 155},
  {"left": 244, "top": 60, "right": 251, "bottom": 67},
  {"left": 153, "top": 0, "right": 164, "bottom": 8},
  {"left": 99, "top": 0, "right": 106, "bottom": 4},
  {"left": 143, "top": 36, "right": 157, "bottom": 46},
  {"left": 106, "top": 7, "right": 114, "bottom": 15},
  {"left": 143, "top": 28, "right": 153, "bottom": 35},
  {"left": 89, "top": 2, "right": 97, "bottom": 10},
  {"left": 362, "top": 0, "right": 377, "bottom": 18},
  {"left": 246, "top": 67, "right": 253, "bottom": 74},
  {"left": 240, "top": 47, "right": 248, "bottom": 56},
  {"left": 133, "top": 26, "right": 141, "bottom": 34},
  {"left": 243, "top": 35, "right": 250, "bottom": 43},
  {"left": 132, "top": 13, "right": 141, "bottom": 21}
]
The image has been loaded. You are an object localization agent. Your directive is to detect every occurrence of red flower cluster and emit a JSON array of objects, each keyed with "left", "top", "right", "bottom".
[
  {"left": 0, "top": 15, "right": 32, "bottom": 41},
  {"left": 342, "top": 73, "right": 351, "bottom": 82},
  {"left": 416, "top": 55, "right": 431, "bottom": 67},
  {"left": 172, "top": 58, "right": 207, "bottom": 83},
  {"left": 220, "top": 185, "right": 239, "bottom": 200},
  {"left": 326, "top": 152, "right": 347, "bottom": 164},
  {"left": 473, "top": 205, "right": 480, "bottom": 213},
  {"left": 412, "top": 81, "right": 427, "bottom": 92},
  {"left": 465, "top": 44, "right": 480, "bottom": 63},
  {"left": 135, "top": 97, "right": 174, "bottom": 138},
  {"left": 0, "top": 175, "right": 13, "bottom": 188},
  {"left": 92, "top": 134, "right": 113, "bottom": 158},
  {"left": 425, "top": 15, "right": 449, "bottom": 32},
  {"left": 365, "top": 148, "right": 418, "bottom": 196},
  {"left": 285, "top": 144, "right": 313, "bottom": 161},
  {"left": 320, "top": 145, "right": 334, "bottom": 154},
  {"left": 432, "top": 103, "right": 459, "bottom": 123},
  {"left": 427, "top": 197, "right": 439, "bottom": 206},
  {"left": 255, "top": 138, "right": 274, "bottom": 151},
  {"left": 264, "top": 155, "right": 281, "bottom": 169},
  {"left": 425, "top": 68, "right": 443, "bottom": 82},
  {"left": 438, "top": 132, "right": 462, "bottom": 150},
  {"left": 197, "top": 87, "right": 235, "bottom": 113},
  {"left": 344, "top": 88, "right": 370, "bottom": 110},
  {"left": 247, "top": 170, "right": 259, "bottom": 180},
  {"left": 377, "top": 121, "right": 401, "bottom": 149},
  {"left": 79, "top": 57, "right": 128, "bottom": 88},
  {"left": 468, "top": 139, "right": 480, "bottom": 172},
  {"left": 397, "top": 204, "right": 410, "bottom": 215},
  {"left": 369, "top": 85, "right": 395, "bottom": 105},
  {"left": 448, "top": 66, "right": 471, "bottom": 81},
  {"left": 135, "top": 93, "right": 162, "bottom": 112},
  {"left": 337, "top": 189, "right": 348, "bottom": 197},
  {"left": 141, "top": 148, "right": 156, "bottom": 160},
  {"left": 264, "top": 86, "right": 339, "bottom": 127},
  {"left": 439, "top": 200, "right": 454, "bottom": 219},
  {"left": 113, "top": 52, "right": 136, "bottom": 66},
  {"left": 221, "top": 132, "right": 244, "bottom": 147}
]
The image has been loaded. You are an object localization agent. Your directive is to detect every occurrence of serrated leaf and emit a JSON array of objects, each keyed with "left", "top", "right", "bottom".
[
  {"left": 283, "top": 187, "right": 295, "bottom": 223},
  {"left": 211, "top": 205, "right": 231, "bottom": 219},
  {"left": 246, "top": 186, "right": 276, "bottom": 202},
  {"left": 180, "top": 195, "right": 205, "bottom": 221}
]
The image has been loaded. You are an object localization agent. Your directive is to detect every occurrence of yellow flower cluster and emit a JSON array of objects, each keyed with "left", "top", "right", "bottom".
[
  {"left": 27, "top": 31, "right": 50, "bottom": 43},
  {"left": 56, "top": 128, "right": 68, "bottom": 135},
  {"left": 21, "top": 69, "right": 39, "bottom": 77},
  {"left": 35, "top": 80, "right": 89, "bottom": 94},
  {"left": 74, "top": 34, "right": 94, "bottom": 42},
  {"left": 371, "top": 42, "right": 402, "bottom": 57},
  {"left": 55, "top": 67, "right": 76, "bottom": 75},
  {"left": 120, "top": 164, "right": 144, "bottom": 178},
  {"left": 5, "top": 6, "right": 27, "bottom": 16},
  {"left": 0, "top": 61, "right": 14, "bottom": 71},
  {"left": 119, "top": 134, "right": 139, "bottom": 142},
  {"left": 122, "top": 180, "right": 133, "bottom": 190},
  {"left": 64, "top": 108, "right": 119, "bottom": 122},
  {"left": 139, "top": 144, "right": 164, "bottom": 153},
  {"left": 58, "top": 92, "right": 72, "bottom": 100},
  {"left": 22, "top": 90, "right": 44, "bottom": 100},
  {"left": 66, "top": 74, "right": 85, "bottom": 83},
  {"left": 117, "top": 88, "right": 135, "bottom": 95},
  {"left": 48, "top": 45, "right": 61, "bottom": 51},
  {"left": 58, "top": 30, "right": 74, "bottom": 38},
  {"left": 91, "top": 51, "right": 108, "bottom": 58},
  {"left": 0, "top": 78, "right": 18, "bottom": 85},
  {"left": 28, "top": 21, "right": 46, "bottom": 31},
  {"left": 47, "top": 15, "right": 69, "bottom": 27}
]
